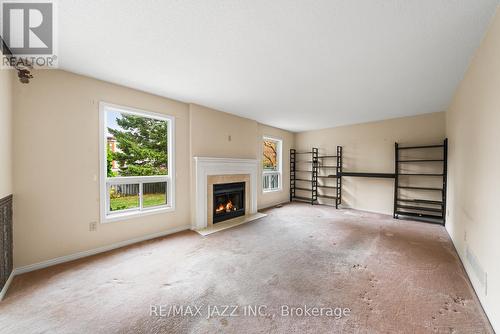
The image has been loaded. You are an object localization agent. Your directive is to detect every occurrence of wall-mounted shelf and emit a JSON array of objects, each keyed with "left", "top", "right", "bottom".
[
  {"left": 394, "top": 211, "right": 443, "bottom": 221},
  {"left": 396, "top": 205, "right": 443, "bottom": 213},
  {"left": 398, "top": 144, "right": 444, "bottom": 150},
  {"left": 397, "top": 186, "right": 443, "bottom": 191},
  {"left": 398, "top": 159, "right": 444, "bottom": 163},
  {"left": 339, "top": 172, "right": 395, "bottom": 179},
  {"left": 397, "top": 198, "right": 443, "bottom": 205},
  {"left": 399, "top": 173, "right": 444, "bottom": 176},
  {"left": 293, "top": 196, "right": 316, "bottom": 203}
]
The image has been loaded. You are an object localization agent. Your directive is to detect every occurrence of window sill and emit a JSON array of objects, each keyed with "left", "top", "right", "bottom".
[
  {"left": 263, "top": 188, "right": 282, "bottom": 194},
  {"left": 102, "top": 206, "right": 175, "bottom": 224}
]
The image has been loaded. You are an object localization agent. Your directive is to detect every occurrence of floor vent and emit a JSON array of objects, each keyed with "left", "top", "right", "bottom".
[{"left": 466, "top": 245, "right": 487, "bottom": 295}]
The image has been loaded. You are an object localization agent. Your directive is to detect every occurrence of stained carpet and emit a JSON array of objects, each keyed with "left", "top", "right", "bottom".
[{"left": 0, "top": 203, "right": 493, "bottom": 333}]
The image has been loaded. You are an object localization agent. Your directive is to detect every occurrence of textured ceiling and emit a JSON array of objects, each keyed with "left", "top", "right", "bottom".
[{"left": 58, "top": 0, "right": 499, "bottom": 132}]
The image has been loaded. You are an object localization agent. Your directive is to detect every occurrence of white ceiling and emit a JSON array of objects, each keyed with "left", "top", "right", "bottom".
[{"left": 58, "top": 0, "right": 499, "bottom": 132}]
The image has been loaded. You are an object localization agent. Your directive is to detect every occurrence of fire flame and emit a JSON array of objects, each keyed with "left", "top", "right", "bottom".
[
  {"left": 216, "top": 204, "right": 225, "bottom": 213},
  {"left": 215, "top": 200, "right": 236, "bottom": 214}
]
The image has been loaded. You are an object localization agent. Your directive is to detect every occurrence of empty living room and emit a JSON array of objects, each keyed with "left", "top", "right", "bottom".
[{"left": 1, "top": 1, "right": 500, "bottom": 333}]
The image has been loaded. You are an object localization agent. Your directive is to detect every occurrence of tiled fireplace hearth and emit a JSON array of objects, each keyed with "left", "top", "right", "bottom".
[{"left": 193, "top": 157, "right": 259, "bottom": 230}]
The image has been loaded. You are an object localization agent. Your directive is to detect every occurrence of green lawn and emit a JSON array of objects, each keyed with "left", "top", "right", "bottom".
[{"left": 110, "top": 193, "right": 166, "bottom": 211}]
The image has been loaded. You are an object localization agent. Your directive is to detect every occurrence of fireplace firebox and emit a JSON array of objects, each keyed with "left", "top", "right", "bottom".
[{"left": 213, "top": 182, "right": 245, "bottom": 223}]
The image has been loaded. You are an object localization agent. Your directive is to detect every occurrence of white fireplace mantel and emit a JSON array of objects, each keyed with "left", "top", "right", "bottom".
[{"left": 193, "top": 157, "right": 259, "bottom": 229}]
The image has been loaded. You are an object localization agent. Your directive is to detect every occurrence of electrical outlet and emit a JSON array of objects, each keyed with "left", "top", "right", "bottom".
[
  {"left": 464, "top": 231, "right": 467, "bottom": 242},
  {"left": 89, "top": 221, "right": 97, "bottom": 232},
  {"left": 228, "top": 135, "right": 232, "bottom": 142}
]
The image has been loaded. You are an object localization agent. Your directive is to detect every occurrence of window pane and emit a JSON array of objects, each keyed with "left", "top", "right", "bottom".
[
  {"left": 263, "top": 140, "right": 278, "bottom": 171},
  {"left": 143, "top": 182, "right": 167, "bottom": 208},
  {"left": 107, "top": 110, "right": 168, "bottom": 177},
  {"left": 263, "top": 172, "right": 280, "bottom": 191},
  {"left": 109, "top": 184, "right": 140, "bottom": 212}
]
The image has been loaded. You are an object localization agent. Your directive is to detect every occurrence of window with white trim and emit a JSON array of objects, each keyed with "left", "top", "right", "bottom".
[
  {"left": 100, "top": 103, "right": 175, "bottom": 222},
  {"left": 262, "top": 137, "right": 282, "bottom": 192}
]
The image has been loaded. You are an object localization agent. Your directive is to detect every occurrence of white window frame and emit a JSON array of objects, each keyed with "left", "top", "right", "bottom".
[
  {"left": 262, "top": 136, "right": 282, "bottom": 193},
  {"left": 99, "top": 102, "right": 175, "bottom": 223}
]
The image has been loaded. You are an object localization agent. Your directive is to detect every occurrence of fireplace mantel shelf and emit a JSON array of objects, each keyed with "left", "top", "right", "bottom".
[{"left": 193, "top": 157, "right": 259, "bottom": 165}]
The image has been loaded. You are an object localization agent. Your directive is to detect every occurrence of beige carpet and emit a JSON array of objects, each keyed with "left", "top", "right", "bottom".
[{"left": 0, "top": 203, "right": 493, "bottom": 333}]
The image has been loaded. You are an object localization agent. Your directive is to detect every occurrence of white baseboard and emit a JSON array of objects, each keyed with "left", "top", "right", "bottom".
[
  {"left": 13, "top": 224, "right": 191, "bottom": 276},
  {"left": 0, "top": 271, "right": 15, "bottom": 301}
]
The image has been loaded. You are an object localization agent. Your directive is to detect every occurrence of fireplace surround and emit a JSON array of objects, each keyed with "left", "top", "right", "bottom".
[{"left": 193, "top": 157, "right": 259, "bottom": 230}]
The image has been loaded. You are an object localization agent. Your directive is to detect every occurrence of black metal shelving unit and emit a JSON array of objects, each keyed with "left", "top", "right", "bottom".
[
  {"left": 290, "top": 149, "right": 296, "bottom": 202},
  {"left": 312, "top": 148, "right": 318, "bottom": 204},
  {"left": 290, "top": 146, "right": 342, "bottom": 208},
  {"left": 335, "top": 146, "right": 343, "bottom": 209},
  {"left": 290, "top": 148, "right": 318, "bottom": 204},
  {"left": 316, "top": 146, "right": 342, "bottom": 208},
  {"left": 393, "top": 139, "right": 448, "bottom": 224}
]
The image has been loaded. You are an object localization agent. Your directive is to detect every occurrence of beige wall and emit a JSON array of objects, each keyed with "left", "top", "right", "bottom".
[
  {"left": 0, "top": 69, "right": 13, "bottom": 199},
  {"left": 12, "top": 70, "right": 293, "bottom": 268},
  {"left": 189, "top": 104, "right": 258, "bottom": 159},
  {"left": 295, "top": 112, "right": 446, "bottom": 214},
  {"left": 13, "top": 70, "right": 192, "bottom": 268},
  {"left": 446, "top": 7, "right": 500, "bottom": 331},
  {"left": 188, "top": 104, "right": 294, "bottom": 214}
]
